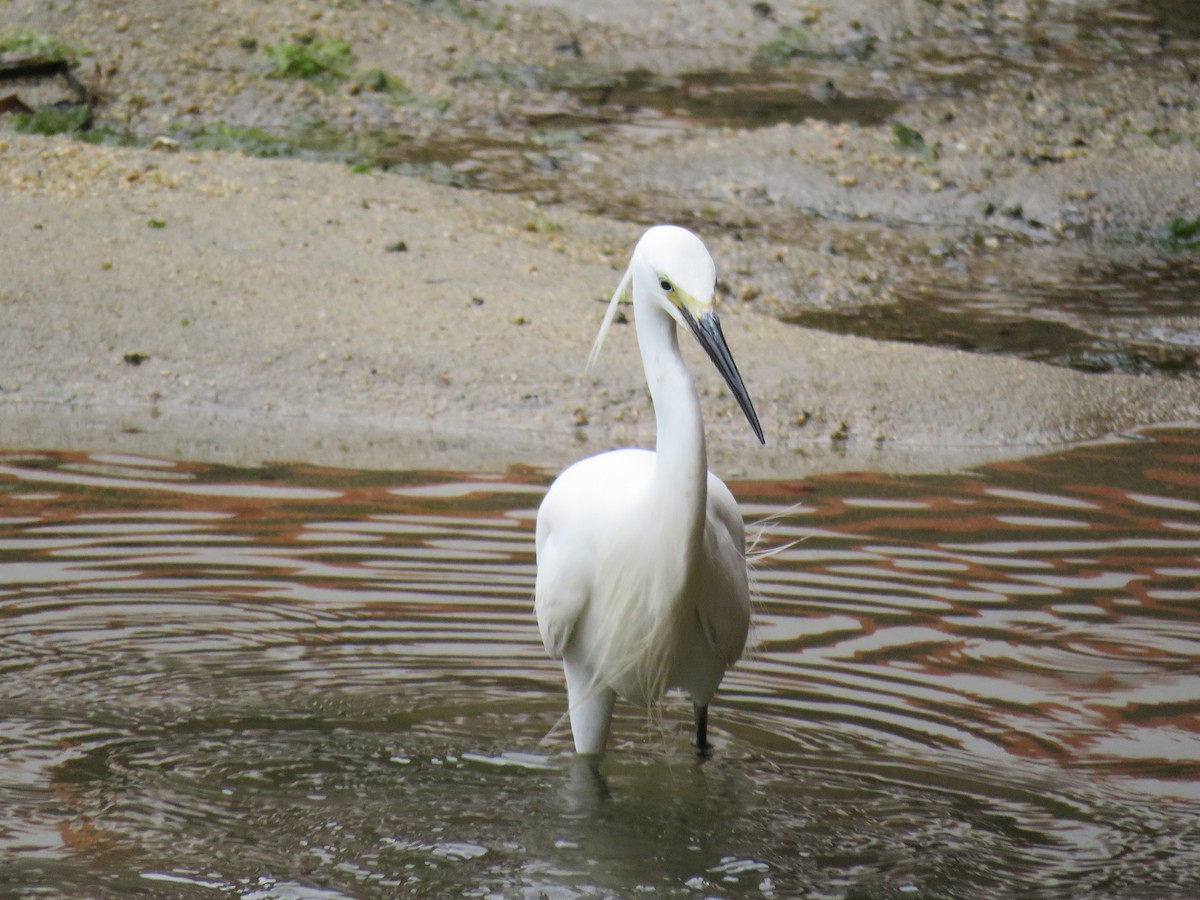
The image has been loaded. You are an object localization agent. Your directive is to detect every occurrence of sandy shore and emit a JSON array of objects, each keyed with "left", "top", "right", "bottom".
[
  {"left": 2, "top": 134, "right": 1195, "bottom": 477},
  {"left": 2, "top": 1, "right": 1197, "bottom": 476}
]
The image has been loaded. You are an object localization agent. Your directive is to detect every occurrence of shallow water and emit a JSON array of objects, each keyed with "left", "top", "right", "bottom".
[
  {"left": 563, "top": 71, "right": 902, "bottom": 130},
  {"left": 788, "top": 258, "right": 1200, "bottom": 377},
  {"left": 2, "top": 430, "right": 1199, "bottom": 897},
  {"left": 361, "top": 67, "right": 904, "bottom": 200}
]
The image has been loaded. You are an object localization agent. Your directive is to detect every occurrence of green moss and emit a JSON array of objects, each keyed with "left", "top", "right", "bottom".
[
  {"left": 753, "top": 26, "right": 815, "bottom": 67},
  {"left": 524, "top": 218, "right": 563, "bottom": 234},
  {"left": 0, "top": 30, "right": 87, "bottom": 62},
  {"left": 1168, "top": 214, "right": 1200, "bottom": 242},
  {"left": 77, "top": 126, "right": 139, "bottom": 147},
  {"left": 351, "top": 67, "right": 417, "bottom": 104},
  {"left": 892, "top": 122, "right": 926, "bottom": 150},
  {"left": 356, "top": 67, "right": 397, "bottom": 92},
  {"left": 264, "top": 36, "right": 353, "bottom": 83},
  {"left": 170, "top": 122, "right": 380, "bottom": 168},
  {"left": 183, "top": 123, "right": 298, "bottom": 157},
  {"left": 12, "top": 105, "right": 91, "bottom": 135},
  {"left": 1109, "top": 216, "right": 1200, "bottom": 251}
]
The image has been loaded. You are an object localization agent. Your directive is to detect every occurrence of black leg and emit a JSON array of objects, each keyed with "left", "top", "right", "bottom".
[{"left": 692, "top": 703, "right": 710, "bottom": 756}]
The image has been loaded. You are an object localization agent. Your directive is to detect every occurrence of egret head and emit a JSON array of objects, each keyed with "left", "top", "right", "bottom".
[
  {"left": 589, "top": 225, "right": 765, "bottom": 445},
  {"left": 635, "top": 225, "right": 718, "bottom": 323}
]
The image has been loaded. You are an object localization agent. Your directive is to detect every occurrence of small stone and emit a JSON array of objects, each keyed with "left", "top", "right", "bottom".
[{"left": 150, "top": 135, "right": 181, "bottom": 153}]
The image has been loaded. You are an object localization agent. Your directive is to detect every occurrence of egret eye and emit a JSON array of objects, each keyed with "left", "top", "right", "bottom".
[{"left": 659, "top": 279, "right": 673, "bottom": 292}]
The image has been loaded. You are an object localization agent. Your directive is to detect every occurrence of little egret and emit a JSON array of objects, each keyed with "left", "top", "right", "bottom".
[{"left": 535, "top": 225, "right": 764, "bottom": 756}]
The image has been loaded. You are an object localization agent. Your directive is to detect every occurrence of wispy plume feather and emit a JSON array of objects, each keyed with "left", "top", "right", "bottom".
[{"left": 586, "top": 264, "right": 633, "bottom": 372}]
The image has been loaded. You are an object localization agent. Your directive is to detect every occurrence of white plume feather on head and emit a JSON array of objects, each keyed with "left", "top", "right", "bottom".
[{"left": 586, "top": 263, "right": 633, "bottom": 372}]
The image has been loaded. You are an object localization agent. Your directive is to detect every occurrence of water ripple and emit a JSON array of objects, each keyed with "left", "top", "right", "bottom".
[{"left": 1, "top": 433, "right": 1199, "bottom": 896}]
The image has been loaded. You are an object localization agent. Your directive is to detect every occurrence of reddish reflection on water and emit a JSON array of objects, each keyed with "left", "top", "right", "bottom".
[
  {"left": 737, "top": 429, "right": 1200, "bottom": 790},
  {"left": 0, "top": 430, "right": 1198, "bottom": 896}
]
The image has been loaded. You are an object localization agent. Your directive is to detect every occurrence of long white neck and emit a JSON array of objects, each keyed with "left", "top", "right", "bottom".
[{"left": 633, "top": 276, "right": 708, "bottom": 555}]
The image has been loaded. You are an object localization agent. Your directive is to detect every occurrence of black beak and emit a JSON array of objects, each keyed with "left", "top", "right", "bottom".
[{"left": 680, "top": 307, "right": 765, "bottom": 445}]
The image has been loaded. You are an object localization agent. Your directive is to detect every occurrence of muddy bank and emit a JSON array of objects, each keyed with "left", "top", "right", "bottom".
[
  {"left": 2, "top": 134, "right": 1195, "bottom": 476},
  {"left": 1, "top": 1, "right": 1197, "bottom": 475}
]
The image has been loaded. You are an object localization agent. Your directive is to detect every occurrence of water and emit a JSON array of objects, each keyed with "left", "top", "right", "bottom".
[
  {"left": 787, "top": 259, "right": 1200, "bottom": 377},
  {"left": 562, "top": 71, "right": 901, "bottom": 130},
  {"left": 363, "top": 70, "right": 902, "bottom": 198},
  {"left": 2, "top": 430, "right": 1199, "bottom": 897}
]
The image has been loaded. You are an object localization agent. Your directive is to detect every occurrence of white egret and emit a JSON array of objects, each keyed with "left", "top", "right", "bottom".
[{"left": 535, "top": 225, "right": 764, "bottom": 756}]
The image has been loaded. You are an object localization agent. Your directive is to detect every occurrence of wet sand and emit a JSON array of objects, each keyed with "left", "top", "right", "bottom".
[{"left": 1, "top": 1, "right": 1197, "bottom": 476}]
